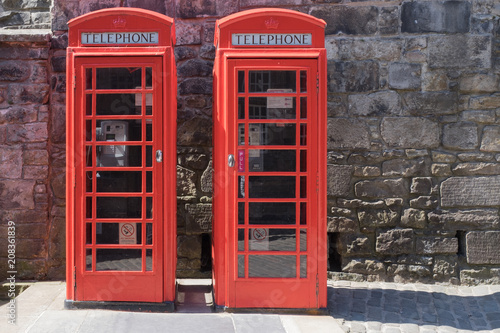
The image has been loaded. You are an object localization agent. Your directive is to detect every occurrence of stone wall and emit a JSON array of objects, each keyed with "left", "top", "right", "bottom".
[
  {"left": 0, "top": 0, "right": 51, "bottom": 29},
  {"left": 1, "top": 0, "right": 499, "bottom": 284}
]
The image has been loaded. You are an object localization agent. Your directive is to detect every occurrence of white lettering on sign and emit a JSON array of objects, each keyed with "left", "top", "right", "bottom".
[
  {"left": 232, "top": 33, "right": 312, "bottom": 46},
  {"left": 81, "top": 32, "right": 159, "bottom": 45}
]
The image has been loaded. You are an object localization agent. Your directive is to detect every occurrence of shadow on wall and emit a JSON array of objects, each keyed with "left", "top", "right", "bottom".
[{"left": 328, "top": 286, "right": 500, "bottom": 331}]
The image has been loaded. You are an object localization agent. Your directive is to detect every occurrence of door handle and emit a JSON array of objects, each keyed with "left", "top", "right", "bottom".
[
  {"left": 228, "top": 154, "right": 235, "bottom": 167},
  {"left": 156, "top": 150, "right": 163, "bottom": 163}
]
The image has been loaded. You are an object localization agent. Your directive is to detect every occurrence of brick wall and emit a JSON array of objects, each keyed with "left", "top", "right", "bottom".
[{"left": 1, "top": 0, "right": 499, "bottom": 284}]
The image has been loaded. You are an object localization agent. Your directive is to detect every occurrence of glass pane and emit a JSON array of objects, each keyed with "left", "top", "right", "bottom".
[
  {"left": 238, "top": 97, "right": 245, "bottom": 119},
  {"left": 238, "top": 176, "right": 245, "bottom": 198},
  {"left": 146, "top": 197, "right": 152, "bottom": 219},
  {"left": 249, "top": 228, "right": 296, "bottom": 251},
  {"left": 86, "top": 172, "right": 92, "bottom": 192},
  {"left": 238, "top": 229, "right": 245, "bottom": 251},
  {"left": 300, "top": 150, "right": 307, "bottom": 172},
  {"left": 86, "top": 94, "right": 92, "bottom": 115},
  {"left": 239, "top": 124, "right": 245, "bottom": 145},
  {"left": 300, "top": 255, "right": 307, "bottom": 278},
  {"left": 238, "top": 202, "right": 245, "bottom": 225},
  {"left": 300, "top": 71, "right": 307, "bottom": 93},
  {"left": 248, "top": 150, "right": 295, "bottom": 172},
  {"left": 249, "top": 176, "right": 295, "bottom": 198},
  {"left": 96, "top": 120, "right": 142, "bottom": 141},
  {"left": 146, "top": 67, "right": 153, "bottom": 89},
  {"left": 146, "top": 171, "right": 152, "bottom": 193},
  {"left": 146, "top": 249, "right": 152, "bottom": 271},
  {"left": 96, "top": 94, "right": 141, "bottom": 116},
  {"left": 249, "top": 202, "right": 295, "bottom": 225},
  {"left": 300, "top": 97, "right": 307, "bottom": 119},
  {"left": 86, "top": 223, "right": 92, "bottom": 244},
  {"left": 300, "top": 229, "right": 307, "bottom": 251},
  {"left": 248, "top": 255, "right": 296, "bottom": 278},
  {"left": 238, "top": 255, "right": 245, "bottom": 278},
  {"left": 96, "top": 222, "right": 141, "bottom": 245},
  {"left": 249, "top": 71, "right": 296, "bottom": 92},
  {"left": 96, "top": 249, "right": 142, "bottom": 271},
  {"left": 96, "top": 67, "right": 142, "bottom": 90},
  {"left": 96, "top": 145, "right": 141, "bottom": 167},
  {"left": 85, "top": 146, "right": 92, "bottom": 167},
  {"left": 86, "top": 249, "right": 92, "bottom": 271},
  {"left": 300, "top": 176, "right": 307, "bottom": 198},
  {"left": 86, "top": 197, "right": 92, "bottom": 219},
  {"left": 96, "top": 197, "right": 141, "bottom": 218},
  {"left": 146, "top": 120, "right": 152, "bottom": 141},
  {"left": 146, "top": 146, "right": 153, "bottom": 167},
  {"left": 238, "top": 71, "right": 245, "bottom": 93},
  {"left": 146, "top": 223, "right": 152, "bottom": 244},
  {"left": 145, "top": 94, "right": 153, "bottom": 115},
  {"left": 300, "top": 202, "right": 307, "bottom": 225},
  {"left": 86, "top": 121, "right": 92, "bottom": 141},
  {"left": 85, "top": 68, "right": 93, "bottom": 90},
  {"left": 248, "top": 124, "right": 296, "bottom": 146},
  {"left": 300, "top": 124, "right": 307, "bottom": 146},
  {"left": 249, "top": 97, "right": 295, "bottom": 119},
  {"left": 96, "top": 171, "right": 142, "bottom": 192}
]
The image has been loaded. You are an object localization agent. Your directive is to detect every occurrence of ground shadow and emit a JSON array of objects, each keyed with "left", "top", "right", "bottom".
[{"left": 327, "top": 286, "right": 500, "bottom": 331}]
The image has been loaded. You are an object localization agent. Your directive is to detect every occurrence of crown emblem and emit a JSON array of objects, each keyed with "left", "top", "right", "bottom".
[
  {"left": 264, "top": 17, "right": 279, "bottom": 29},
  {"left": 113, "top": 17, "right": 127, "bottom": 28}
]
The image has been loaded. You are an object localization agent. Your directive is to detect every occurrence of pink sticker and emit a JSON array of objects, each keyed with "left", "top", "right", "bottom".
[{"left": 238, "top": 150, "right": 245, "bottom": 172}]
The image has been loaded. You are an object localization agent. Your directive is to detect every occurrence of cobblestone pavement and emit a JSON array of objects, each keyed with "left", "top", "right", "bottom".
[{"left": 328, "top": 281, "right": 500, "bottom": 333}]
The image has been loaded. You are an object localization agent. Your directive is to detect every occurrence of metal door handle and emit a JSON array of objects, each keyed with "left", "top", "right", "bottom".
[
  {"left": 228, "top": 154, "right": 235, "bottom": 167},
  {"left": 156, "top": 150, "right": 163, "bottom": 163}
]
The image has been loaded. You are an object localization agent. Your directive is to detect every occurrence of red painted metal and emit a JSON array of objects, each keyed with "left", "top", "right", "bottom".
[
  {"left": 213, "top": 8, "right": 327, "bottom": 310},
  {"left": 66, "top": 8, "right": 176, "bottom": 303}
]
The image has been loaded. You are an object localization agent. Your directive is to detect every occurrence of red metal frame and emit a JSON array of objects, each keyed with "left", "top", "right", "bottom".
[
  {"left": 66, "top": 8, "right": 177, "bottom": 303},
  {"left": 213, "top": 9, "right": 327, "bottom": 310}
]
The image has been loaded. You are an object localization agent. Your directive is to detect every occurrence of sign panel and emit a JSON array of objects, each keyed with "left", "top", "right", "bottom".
[
  {"left": 232, "top": 33, "right": 312, "bottom": 46},
  {"left": 119, "top": 223, "right": 137, "bottom": 245},
  {"left": 81, "top": 32, "right": 159, "bottom": 45}
]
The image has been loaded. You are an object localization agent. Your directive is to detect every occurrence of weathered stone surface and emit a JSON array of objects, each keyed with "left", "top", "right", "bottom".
[
  {"left": 410, "top": 177, "right": 432, "bottom": 195},
  {"left": 428, "top": 209, "right": 500, "bottom": 230},
  {"left": 433, "top": 256, "right": 458, "bottom": 281},
  {"left": 429, "top": 35, "right": 491, "bottom": 69},
  {"left": 355, "top": 178, "right": 408, "bottom": 199},
  {"left": 342, "top": 259, "right": 386, "bottom": 275},
  {"left": 469, "top": 94, "right": 500, "bottom": 109},
  {"left": 410, "top": 196, "right": 438, "bottom": 209},
  {"left": 339, "top": 234, "right": 372, "bottom": 255},
  {"left": 327, "top": 216, "right": 358, "bottom": 233},
  {"left": 185, "top": 203, "right": 212, "bottom": 234},
  {"left": 442, "top": 122, "right": 478, "bottom": 150},
  {"left": 327, "top": 119, "right": 370, "bottom": 149},
  {"left": 401, "top": 208, "right": 427, "bottom": 229},
  {"left": 0, "top": 180, "right": 35, "bottom": 209},
  {"left": 328, "top": 60, "right": 379, "bottom": 93},
  {"left": 432, "top": 151, "right": 457, "bottom": 163},
  {"left": 310, "top": 5, "right": 378, "bottom": 35},
  {"left": 452, "top": 162, "right": 500, "bottom": 175},
  {"left": 462, "top": 110, "right": 496, "bottom": 123},
  {"left": 0, "top": 60, "right": 30, "bottom": 81},
  {"left": 177, "top": 59, "right": 213, "bottom": 77},
  {"left": 401, "top": 1, "right": 471, "bottom": 33},
  {"left": 466, "top": 231, "right": 500, "bottom": 264},
  {"left": 353, "top": 166, "right": 380, "bottom": 177},
  {"left": 460, "top": 74, "right": 499, "bottom": 93},
  {"left": 461, "top": 268, "right": 500, "bottom": 285},
  {"left": 402, "top": 92, "right": 458, "bottom": 115},
  {"left": 175, "top": 21, "right": 202, "bottom": 45},
  {"left": 178, "top": 78, "right": 212, "bottom": 95},
  {"left": 358, "top": 208, "right": 399, "bottom": 229},
  {"left": 388, "top": 63, "right": 421, "bottom": 90},
  {"left": 416, "top": 237, "right": 458, "bottom": 255},
  {"left": 177, "top": 166, "right": 197, "bottom": 197},
  {"left": 338, "top": 38, "right": 402, "bottom": 61},
  {"left": 348, "top": 90, "right": 401, "bottom": 117},
  {"left": 431, "top": 163, "right": 452, "bottom": 177},
  {"left": 441, "top": 176, "right": 500, "bottom": 207},
  {"left": 327, "top": 164, "right": 353, "bottom": 197},
  {"left": 458, "top": 152, "right": 495, "bottom": 162},
  {"left": 178, "top": 115, "right": 212, "bottom": 146},
  {"left": 381, "top": 117, "right": 439, "bottom": 148},
  {"left": 174, "top": 47, "right": 197, "bottom": 61},
  {"left": 480, "top": 126, "right": 500, "bottom": 152},
  {"left": 382, "top": 158, "right": 426, "bottom": 177},
  {"left": 380, "top": 6, "right": 399, "bottom": 35},
  {"left": 177, "top": 0, "right": 216, "bottom": 18},
  {"left": 200, "top": 160, "right": 212, "bottom": 193},
  {"left": 177, "top": 235, "right": 201, "bottom": 259},
  {"left": 0, "top": 146, "right": 22, "bottom": 178},
  {"left": 23, "top": 165, "right": 48, "bottom": 179},
  {"left": 376, "top": 229, "right": 414, "bottom": 255}
]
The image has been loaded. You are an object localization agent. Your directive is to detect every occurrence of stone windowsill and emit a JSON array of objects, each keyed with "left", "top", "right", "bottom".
[{"left": 0, "top": 29, "right": 52, "bottom": 43}]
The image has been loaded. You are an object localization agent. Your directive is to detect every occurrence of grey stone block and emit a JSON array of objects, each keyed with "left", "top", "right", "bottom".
[
  {"left": 428, "top": 209, "right": 500, "bottom": 230},
  {"left": 382, "top": 158, "right": 426, "bottom": 177},
  {"left": 327, "top": 118, "right": 370, "bottom": 149},
  {"left": 355, "top": 178, "right": 408, "bottom": 199},
  {"left": 402, "top": 92, "right": 458, "bottom": 115},
  {"left": 376, "top": 229, "right": 414, "bottom": 255},
  {"left": 388, "top": 63, "right": 421, "bottom": 90},
  {"left": 328, "top": 60, "right": 379, "bottom": 93},
  {"left": 381, "top": 117, "right": 439, "bottom": 148},
  {"left": 348, "top": 90, "right": 402, "bottom": 117},
  {"left": 480, "top": 126, "right": 500, "bottom": 152},
  {"left": 358, "top": 208, "right": 399, "bottom": 229},
  {"left": 327, "top": 164, "right": 353, "bottom": 197},
  {"left": 429, "top": 35, "right": 491, "bottom": 69},
  {"left": 401, "top": 208, "right": 427, "bottom": 229},
  {"left": 442, "top": 122, "right": 478, "bottom": 150},
  {"left": 401, "top": 1, "right": 471, "bottom": 33},
  {"left": 441, "top": 176, "right": 500, "bottom": 207},
  {"left": 310, "top": 5, "right": 378, "bottom": 35},
  {"left": 466, "top": 231, "right": 500, "bottom": 264},
  {"left": 416, "top": 237, "right": 458, "bottom": 254}
]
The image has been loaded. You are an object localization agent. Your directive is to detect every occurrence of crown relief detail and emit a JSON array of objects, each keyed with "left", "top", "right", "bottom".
[
  {"left": 113, "top": 17, "right": 127, "bottom": 28},
  {"left": 264, "top": 17, "right": 279, "bottom": 30}
]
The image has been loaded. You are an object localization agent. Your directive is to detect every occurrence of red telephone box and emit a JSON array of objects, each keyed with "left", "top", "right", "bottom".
[
  {"left": 212, "top": 9, "right": 327, "bottom": 311},
  {"left": 65, "top": 8, "right": 177, "bottom": 308}
]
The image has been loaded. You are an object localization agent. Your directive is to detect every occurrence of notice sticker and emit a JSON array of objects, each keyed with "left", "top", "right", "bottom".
[
  {"left": 119, "top": 223, "right": 136, "bottom": 245},
  {"left": 267, "top": 89, "right": 293, "bottom": 109},
  {"left": 238, "top": 150, "right": 245, "bottom": 172}
]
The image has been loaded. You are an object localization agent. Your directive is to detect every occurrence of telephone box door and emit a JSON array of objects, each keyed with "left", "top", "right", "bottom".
[
  {"left": 74, "top": 57, "right": 164, "bottom": 302},
  {"left": 227, "top": 59, "right": 321, "bottom": 308}
]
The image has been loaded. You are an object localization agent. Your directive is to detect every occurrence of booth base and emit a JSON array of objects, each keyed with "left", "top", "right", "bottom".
[
  {"left": 213, "top": 303, "right": 328, "bottom": 316},
  {"left": 64, "top": 299, "right": 175, "bottom": 313}
]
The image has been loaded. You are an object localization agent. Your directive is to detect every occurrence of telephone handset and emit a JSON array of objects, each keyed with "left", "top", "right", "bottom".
[{"left": 96, "top": 121, "right": 129, "bottom": 167}]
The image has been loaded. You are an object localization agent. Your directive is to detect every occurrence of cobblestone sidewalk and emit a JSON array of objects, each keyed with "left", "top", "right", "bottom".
[{"left": 328, "top": 281, "right": 500, "bottom": 333}]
